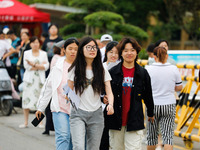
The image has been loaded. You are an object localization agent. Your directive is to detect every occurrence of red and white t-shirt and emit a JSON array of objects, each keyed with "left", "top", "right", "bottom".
[{"left": 122, "top": 65, "right": 135, "bottom": 126}]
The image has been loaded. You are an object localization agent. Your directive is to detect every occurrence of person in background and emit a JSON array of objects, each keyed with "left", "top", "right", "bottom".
[
  {"left": 42, "top": 40, "right": 66, "bottom": 136},
  {"left": 146, "top": 43, "right": 155, "bottom": 64},
  {"left": 7, "top": 30, "right": 20, "bottom": 49},
  {"left": 0, "top": 29, "right": 20, "bottom": 100},
  {"left": 100, "top": 34, "right": 113, "bottom": 62},
  {"left": 40, "top": 32, "right": 49, "bottom": 45},
  {"left": 149, "top": 39, "right": 176, "bottom": 65},
  {"left": 7, "top": 30, "right": 20, "bottom": 79},
  {"left": 3, "top": 27, "right": 12, "bottom": 44},
  {"left": 17, "top": 32, "right": 31, "bottom": 82},
  {"left": 149, "top": 40, "right": 176, "bottom": 150},
  {"left": 36, "top": 38, "right": 79, "bottom": 150},
  {"left": 42, "top": 24, "right": 62, "bottom": 64},
  {"left": 100, "top": 41, "right": 119, "bottom": 150},
  {"left": 0, "top": 30, "right": 18, "bottom": 77},
  {"left": 106, "top": 37, "right": 154, "bottom": 150},
  {"left": 14, "top": 28, "right": 29, "bottom": 86},
  {"left": 19, "top": 36, "right": 49, "bottom": 128},
  {"left": 146, "top": 46, "right": 182, "bottom": 150},
  {"left": 15, "top": 28, "right": 29, "bottom": 47},
  {"left": 68, "top": 37, "right": 114, "bottom": 150}
]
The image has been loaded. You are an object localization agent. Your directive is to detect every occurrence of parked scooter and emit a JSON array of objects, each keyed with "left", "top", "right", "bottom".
[{"left": 0, "top": 60, "right": 13, "bottom": 116}]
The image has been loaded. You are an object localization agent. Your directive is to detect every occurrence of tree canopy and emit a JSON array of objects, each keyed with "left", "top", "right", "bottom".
[{"left": 84, "top": 11, "right": 124, "bottom": 28}]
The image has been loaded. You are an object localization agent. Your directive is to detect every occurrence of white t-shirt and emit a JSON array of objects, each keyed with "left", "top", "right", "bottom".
[
  {"left": 0, "top": 40, "right": 11, "bottom": 58},
  {"left": 68, "top": 66, "right": 112, "bottom": 111},
  {"left": 0, "top": 40, "right": 12, "bottom": 66},
  {"left": 100, "top": 46, "right": 106, "bottom": 62},
  {"left": 146, "top": 62, "right": 182, "bottom": 105}
]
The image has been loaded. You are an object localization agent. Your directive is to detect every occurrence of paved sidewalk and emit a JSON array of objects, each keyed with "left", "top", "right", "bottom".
[
  {"left": 0, "top": 108, "right": 55, "bottom": 150},
  {"left": 0, "top": 108, "right": 199, "bottom": 150}
]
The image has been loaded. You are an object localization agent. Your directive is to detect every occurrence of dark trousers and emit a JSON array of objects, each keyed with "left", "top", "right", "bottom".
[
  {"left": 100, "top": 106, "right": 109, "bottom": 150},
  {"left": 45, "top": 102, "right": 54, "bottom": 131}
]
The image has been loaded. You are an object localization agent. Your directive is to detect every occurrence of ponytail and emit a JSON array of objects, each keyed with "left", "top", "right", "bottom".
[{"left": 153, "top": 46, "right": 167, "bottom": 63}]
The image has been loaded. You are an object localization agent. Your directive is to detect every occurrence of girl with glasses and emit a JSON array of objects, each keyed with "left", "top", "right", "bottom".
[{"left": 68, "top": 37, "right": 114, "bottom": 150}]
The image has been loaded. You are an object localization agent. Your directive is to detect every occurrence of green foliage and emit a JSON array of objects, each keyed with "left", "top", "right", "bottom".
[
  {"left": 113, "top": 0, "right": 164, "bottom": 29},
  {"left": 138, "top": 49, "right": 148, "bottom": 60},
  {"left": 63, "top": 13, "right": 87, "bottom": 23},
  {"left": 150, "top": 20, "right": 180, "bottom": 42},
  {"left": 60, "top": 13, "right": 86, "bottom": 37},
  {"left": 115, "top": 24, "right": 149, "bottom": 41},
  {"left": 63, "top": 32, "right": 85, "bottom": 40},
  {"left": 69, "top": 0, "right": 116, "bottom": 13},
  {"left": 84, "top": 11, "right": 124, "bottom": 28},
  {"left": 60, "top": 23, "right": 85, "bottom": 36}
]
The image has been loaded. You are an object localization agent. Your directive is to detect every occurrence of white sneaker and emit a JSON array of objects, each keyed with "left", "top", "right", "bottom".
[
  {"left": 38, "top": 124, "right": 45, "bottom": 128},
  {"left": 19, "top": 124, "right": 28, "bottom": 128},
  {"left": 156, "top": 146, "right": 162, "bottom": 150}
]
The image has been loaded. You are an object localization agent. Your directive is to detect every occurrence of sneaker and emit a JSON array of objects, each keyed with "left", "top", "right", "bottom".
[
  {"left": 38, "top": 124, "right": 45, "bottom": 128},
  {"left": 19, "top": 124, "right": 28, "bottom": 128}
]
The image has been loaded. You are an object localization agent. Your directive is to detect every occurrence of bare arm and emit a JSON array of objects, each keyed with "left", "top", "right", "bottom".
[
  {"left": 105, "top": 80, "right": 114, "bottom": 115},
  {"left": 2, "top": 47, "right": 18, "bottom": 60},
  {"left": 175, "top": 85, "right": 183, "bottom": 91},
  {"left": 68, "top": 80, "right": 74, "bottom": 90}
]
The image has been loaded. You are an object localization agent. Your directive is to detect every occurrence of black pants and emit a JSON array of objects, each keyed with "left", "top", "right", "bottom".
[
  {"left": 45, "top": 102, "right": 54, "bottom": 132},
  {"left": 100, "top": 106, "right": 109, "bottom": 150}
]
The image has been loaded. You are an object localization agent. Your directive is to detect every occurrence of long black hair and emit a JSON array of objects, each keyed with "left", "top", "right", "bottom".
[{"left": 68, "top": 36, "right": 105, "bottom": 95}]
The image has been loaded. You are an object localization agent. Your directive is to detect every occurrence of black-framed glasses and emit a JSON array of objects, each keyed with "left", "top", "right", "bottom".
[{"left": 85, "top": 45, "right": 98, "bottom": 51}]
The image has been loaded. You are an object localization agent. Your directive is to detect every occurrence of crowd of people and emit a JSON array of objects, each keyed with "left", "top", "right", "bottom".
[{"left": 0, "top": 24, "right": 183, "bottom": 150}]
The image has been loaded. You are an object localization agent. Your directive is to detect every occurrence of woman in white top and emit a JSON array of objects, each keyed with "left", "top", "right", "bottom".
[
  {"left": 19, "top": 36, "right": 49, "bottom": 128},
  {"left": 103, "top": 41, "right": 119, "bottom": 70},
  {"left": 35, "top": 38, "right": 79, "bottom": 150},
  {"left": 68, "top": 37, "right": 114, "bottom": 150},
  {"left": 146, "top": 46, "right": 183, "bottom": 150}
]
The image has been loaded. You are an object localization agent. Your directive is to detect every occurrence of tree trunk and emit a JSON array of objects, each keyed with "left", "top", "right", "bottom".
[{"left": 85, "top": 24, "right": 89, "bottom": 35}]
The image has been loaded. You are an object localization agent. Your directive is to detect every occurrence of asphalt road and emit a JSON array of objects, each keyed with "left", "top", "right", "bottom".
[{"left": 0, "top": 108, "right": 199, "bottom": 150}]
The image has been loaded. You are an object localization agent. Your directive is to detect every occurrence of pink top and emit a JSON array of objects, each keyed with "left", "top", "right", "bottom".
[
  {"left": 57, "top": 61, "right": 71, "bottom": 114},
  {"left": 50, "top": 54, "right": 61, "bottom": 69}
]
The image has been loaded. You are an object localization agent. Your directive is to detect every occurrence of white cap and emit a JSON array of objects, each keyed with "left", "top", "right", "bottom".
[
  {"left": 3, "top": 28, "right": 9, "bottom": 34},
  {"left": 100, "top": 34, "right": 113, "bottom": 42}
]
